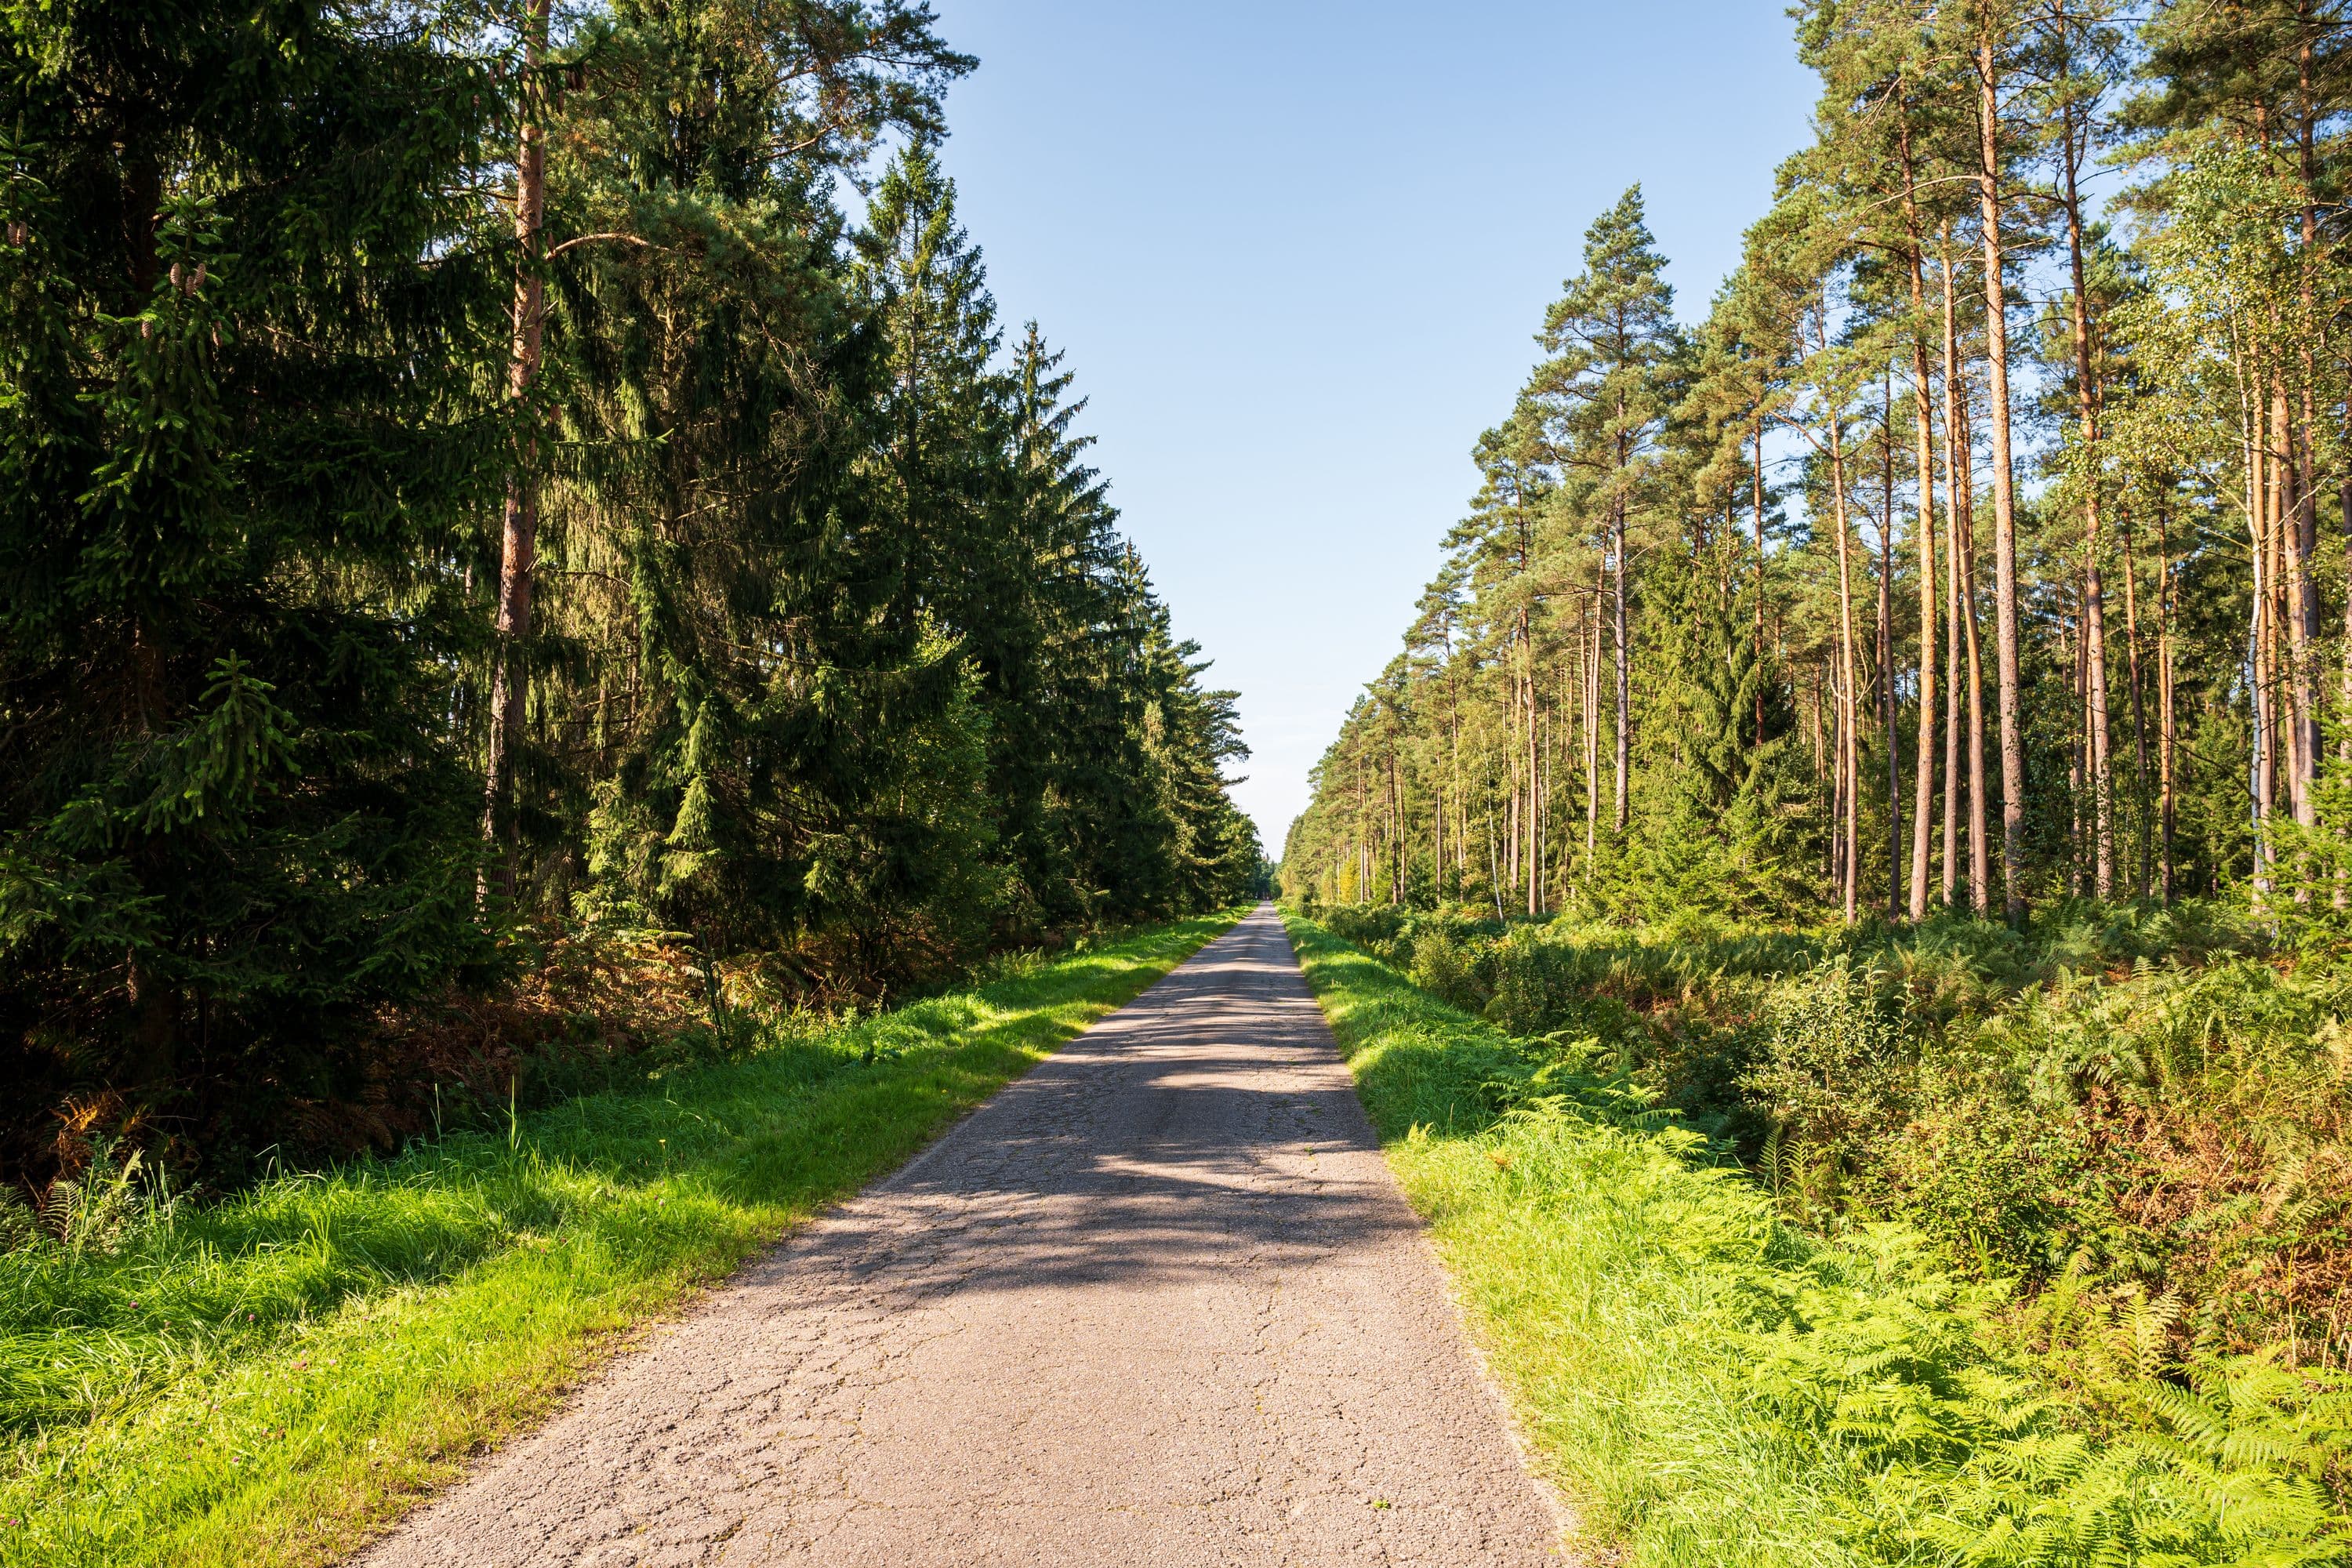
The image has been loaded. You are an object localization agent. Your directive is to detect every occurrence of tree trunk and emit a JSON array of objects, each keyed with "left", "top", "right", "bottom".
[
  {"left": 1978, "top": 35, "right": 2027, "bottom": 922},
  {"left": 1526, "top": 670, "right": 1540, "bottom": 916},
  {"left": 2249, "top": 390, "right": 2267, "bottom": 907},
  {"left": 1904, "top": 134, "right": 1939, "bottom": 920},
  {"left": 2295, "top": 27, "right": 2324, "bottom": 842},
  {"left": 2158, "top": 504, "right": 2176, "bottom": 900},
  {"left": 1878, "top": 377, "right": 1901, "bottom": 920},
  {"left": 480, "top": 0, "right": 554, "bottom": 893},
  {"left": 2071, "top": 597, "right": 2086, "bottom": 895},
  {"left": 1357, "top": 763, "right": 1369, "bottom": 903},
  {"left": 1613, "top": 499, "right": 1631, "bottom": 833},
  {"left": 1450, "top": 707, "right": 1465, "bottom": 885},
  {"left": 2340, "top": 405, "right": 2352, "bottom": 908},
  {"left": 1754, "top": 416, "right": 1769, "bottom": 748},
  {"left": 1831, "top": 665, "right": 1848, "bottom": 895},
  {"left": 1486, "top": 796, "right": 1504, "bottom": 920},
  {"left": 1504, "top": 745, "right": 1519, "bottom": 895},
  {"left": 2249, "top": 382, "right": 2274, "bottom": 902},
  {"left": 2119, "top": 508, "right": 2151, "bottom": 898},
  {"left": 1958, "top": 343, "right": 1991, "bottom": 917},
  {"left": 1827, "top": 355, "right": 1861, "bottom": 927},
  {"left": 2278, "top": 377, "right": 2318, "bottom": 839},
  {"left": 1940, "top": 231, "right": 1966, "bottom": 910},
  {"left": 2060, "top": 100, "right": 2113, "bottom": 898},
  {"left": 1813, "top": 669, "right": 1824, "bottom": 795},
  {"left": 1392, "top": 750, "right": 1405, "bottom": 905},
  {"left": 1433, "top": 768, "right": 1443, "bottom": 907},
  {"left": 2342, "top": 408, "right": 2352, "bottom": 754},
  {"left": 1585, "top": 596, "right": 1600, "bottom": 860}
]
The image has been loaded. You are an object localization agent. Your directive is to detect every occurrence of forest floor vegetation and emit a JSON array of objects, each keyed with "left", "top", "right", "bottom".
[
  {"left": 1286, "top": 906, "right": 2352, "bottom": 1567},
  {"left": 0, "top": 909, "right": 1242, "bottom": 1568},
  {"left": 1318, "top": 895, "right": 2352, "bottom": 1360}
]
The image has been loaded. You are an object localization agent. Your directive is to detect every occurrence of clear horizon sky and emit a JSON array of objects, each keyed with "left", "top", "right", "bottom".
[{"left": 925, "top": 1, "right": 1820, "bottom": 856}]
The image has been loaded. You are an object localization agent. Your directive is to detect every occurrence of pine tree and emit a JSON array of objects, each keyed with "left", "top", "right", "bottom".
[{"left": 1529, "top": 187, "right": 1686, "bottom": 837}]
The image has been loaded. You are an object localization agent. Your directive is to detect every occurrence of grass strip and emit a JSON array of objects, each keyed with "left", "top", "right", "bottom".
[
  {"left": 1, "top": 909, "right": 1243, "bottom": 1568},
  {"left": 1282, "top": 909, "right": 1860, "bottom": 1564},
  {"left": 1280, "top": 909, "right": 2352, "bottom": 1568}
]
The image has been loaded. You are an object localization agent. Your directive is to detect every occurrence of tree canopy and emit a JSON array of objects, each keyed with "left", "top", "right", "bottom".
[
  {"left": 1, "top": 0, "right": 1258, "bottom": 1182},
  {"left": 1284, "top": 0, "right": 2352, "bottom": 938}
]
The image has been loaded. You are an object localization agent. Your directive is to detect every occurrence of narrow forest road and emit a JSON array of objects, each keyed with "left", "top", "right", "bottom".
[{"left": 361, "top": 905, "right": 1563, "bottom": 1566}]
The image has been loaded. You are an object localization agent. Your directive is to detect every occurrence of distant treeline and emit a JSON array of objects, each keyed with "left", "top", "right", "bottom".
[
  {"left": 0, "top": 0, "right": 1258, "bottom": 1184},
  {"left": 1284, "top": 0, "right": 2352, "bottom": 926}
]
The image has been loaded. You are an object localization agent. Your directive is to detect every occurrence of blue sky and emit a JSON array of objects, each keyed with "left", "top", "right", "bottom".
[{"left": 925, "top": 0, "right": 1821, "bottom": 853}]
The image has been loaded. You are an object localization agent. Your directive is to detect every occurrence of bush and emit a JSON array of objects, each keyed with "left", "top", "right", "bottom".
[
  {"left": 1294, "top": 895, "right": 2352, "bottom": 1360},
  {"left": 1285, "top": 909, "right": 2352, "bottom": 1567}
]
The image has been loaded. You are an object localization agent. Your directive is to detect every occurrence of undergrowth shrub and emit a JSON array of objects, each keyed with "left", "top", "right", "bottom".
[
  {"left": 1740, "top": 955, "right": 1911, "bottom": 1176},
  {"left": 1286, "top": 908, "right": 2352, "bottom": 1566},
  {"left": 1309, "top": 895, "right": 2352, "bottom": 1363}
]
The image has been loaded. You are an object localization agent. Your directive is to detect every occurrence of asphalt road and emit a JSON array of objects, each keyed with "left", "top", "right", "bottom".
[{"left": 360, "top": 903, "right": 1563, "bottom": 1566}]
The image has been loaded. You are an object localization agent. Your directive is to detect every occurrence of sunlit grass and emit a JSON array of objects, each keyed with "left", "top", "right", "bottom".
[
  {"left": 1283, "top": 911, "right": 1866, "bottom": 1566},
  {"left": 0, "top": 909, "right": 1242, "bottom": 1568}
]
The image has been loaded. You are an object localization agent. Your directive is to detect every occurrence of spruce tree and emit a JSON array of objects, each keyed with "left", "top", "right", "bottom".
[{"left": 1, "top": 0, "right": 506, "bottom": 1163}]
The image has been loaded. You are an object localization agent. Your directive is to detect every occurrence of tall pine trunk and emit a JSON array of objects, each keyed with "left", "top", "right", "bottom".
[
  {"left": 1878, "top": 379, "right": 1901, "bottom": 920},
  {"left": 1825, "top": 332, "right": 1860, "bottom": 927},
  {"left": 1940, "top": 234, "right": 1966, "bottom": 909},
  {"left": 2295, "top": 41, "right": 2324, "bottom": 847},
  {"left": 2341, "top": 403, "right": 2352, "bottom": 902},
  {"left": 1526, "top": 668, "right": 1540, "bottom": 916},
  {"left": 1585, "top": 587, "right": 1601, "bottom": 860},
  {"left": 1978, "top": 35, "right": 2028, "bottom": 922},
  {"left": 1390, "top": 750, "right": 1404, "bottom": 905},
  {"left": 1432, "top": 766, "right": 1443, "bottom": 905},
  {"left": 1754, "top": 416, "right": 1769, "bottom": 747},
  {"left": 1504, "top": 735, "right": 1519, "bottom": 894},
  {"left": 2070, "top": 597, "right": 2087, "bottom": 893},
  {"left": 1904, "top": 134, "right": 1939, "bottom": 920},
  {"left": 1957, "top": 313, "right": 1991, "bottom": 916},
  {"left": 2120, "top": 509, "right": 2151, "bottom": 897},
  {"left": 2159, "top": 503, "right": 2176, "bottom": 900},
  {"left": 2060, "top": 101, "right": 2114, "bottom": 898},
  {"left": 1613, "top": 497, "right": 1631, "bottom": 833},
  {"left": 2247, "top": 377, "right": 2274, "bottom": 902},
  {"left": 2278, "top": 376, "right": 2318, "bottom": 843}
]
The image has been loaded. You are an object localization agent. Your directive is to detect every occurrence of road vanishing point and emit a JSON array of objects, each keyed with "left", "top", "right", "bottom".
[{"left": 363, "top": 905, "right": 1563, "bottom": 1566}]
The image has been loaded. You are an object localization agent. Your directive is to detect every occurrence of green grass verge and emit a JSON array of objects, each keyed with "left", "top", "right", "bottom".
[
  {"left": 1280, "top": 909, "right": 2352, "bottom": 1568},
  {"left": 0, "top": 909, "right": 1243, "bottom": 1568}
]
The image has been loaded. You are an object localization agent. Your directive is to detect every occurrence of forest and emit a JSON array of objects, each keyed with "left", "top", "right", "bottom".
[
  {"left": 1281, "top": 0, "right": 2352, "bottom": 1552},
  {"left": 0, "top": 0, "right": 1261, "bottom": 1196},
  {"left": 1287, "top": 4, "right": 2350, "bottom": 927}
]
